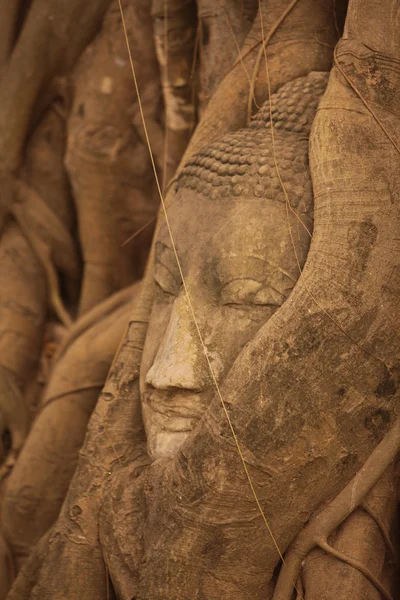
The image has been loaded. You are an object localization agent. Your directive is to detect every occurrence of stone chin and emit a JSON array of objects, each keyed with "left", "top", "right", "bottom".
[{"left": 146, "top": 429, "right": 191, "bottom": 460}]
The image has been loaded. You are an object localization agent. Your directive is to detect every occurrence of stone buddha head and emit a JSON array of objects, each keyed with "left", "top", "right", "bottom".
[{"left": 139, "top": 72, "right": 328, "bottom": 460}]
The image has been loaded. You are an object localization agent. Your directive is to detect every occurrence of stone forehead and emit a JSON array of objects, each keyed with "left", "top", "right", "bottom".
[{"left": 176, "top": 72, "right": 329, "bottom": 211}]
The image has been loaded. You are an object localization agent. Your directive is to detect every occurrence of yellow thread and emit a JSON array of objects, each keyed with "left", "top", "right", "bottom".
[
  {"left": 117, "top": 0, "right": 286, "bottom": 565},
  {"left": 162, "top": 0, "right": 169, "bottom": 193},
  {"left": 121, "top": 216, "right": 156, "bottom": 247}
]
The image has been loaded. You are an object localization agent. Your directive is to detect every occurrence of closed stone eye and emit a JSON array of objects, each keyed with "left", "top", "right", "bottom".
[
  {"left": 221, "top": 278, "right": 287, "bottom": 308},
  {"left": 252, "top": 286, "right": 287, "bottom": 306}
]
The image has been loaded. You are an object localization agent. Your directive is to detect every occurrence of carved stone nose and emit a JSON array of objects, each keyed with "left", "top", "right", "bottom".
[{"left": 145, "top": 295, "right": 210, "bottom": 391}]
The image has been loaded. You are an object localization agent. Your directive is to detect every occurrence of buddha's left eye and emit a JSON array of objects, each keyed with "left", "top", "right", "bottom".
[{"left": 221, "top": 279, "right": 284, "bottom": 307}]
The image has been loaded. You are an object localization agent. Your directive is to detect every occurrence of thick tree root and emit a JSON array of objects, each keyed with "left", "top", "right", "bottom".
[
  {"left": 66, "top": 0, "right": 160, "bottom": 314},
  {"left": 5, "top": 530, "right": 52, "bottom": 600},
  {"left": 0, "top": 1, "right": 23, "bottom": 69},
  {"left": 0, "top": 0, "right": 111, "bottom": 174},
  {"left": 360, "top": 501, "right": 397, "bottom": 562},
  {"left": 0, "top": 531, "right": 14, "bottom": 599},
  {"left": 1, "top": 288, "right": 135, "bottom": 581},
  {"left": 152, "top": 0, "right": 198, "bottom": 185},
  {"left": 55, "top": 284, "right": 135, "bottom": 363},
  {"left": 272, "top": 416, "right": 400, "bottom": 600},
  {"left": 11, "top": 205, "right": 72, "bottom": 327},
  {"left": 317, "top": 540, "right": 393, "bottom": 600}
]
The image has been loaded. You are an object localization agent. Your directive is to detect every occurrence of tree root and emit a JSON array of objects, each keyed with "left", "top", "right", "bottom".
[
  {"left": 10, "top": 206, "right": 72, "bottom": 327},
  {"left": 272, "top": 416, "right": 400, "bottom": 600},
  {"left": 15, "top": 179, "right": 80, "bottom": 303},
  {"left": 152, "top": 0, "right": 198, "bottom": 186},
  {"left": 0, "top": 1, "right": 23, "bottom": 69},
  {"left": 5, "top": 276, "right": 152, "bottom": 599},
  {"left": 360, "top": 500, "right": 397, "bottom": 563},
  {"left": 317, "top": 540, "right": 393, "bottom": 600},
  {"left": 1, "top": 293, "right": 134, "bottom": 578},
  {"left": 66, "top": 0, "right": 160, "bottom": 315},
  {"left": 0, "top": 366, "right": 30, "bottom": 480},
  {"left": 294, "top": 574, "right": 304, "bottom": 600},
  {"left": 0, "top": 532, "right": 14, "bottom": 600},
  {"left": 5, "top": 529, "right": 52, "bottom": 600},
  {"left": 55, "top": 284, "right": 136, "bottom": 364},
  {"left": 0, "top": 0, "right": 111, "bottom": 174}
]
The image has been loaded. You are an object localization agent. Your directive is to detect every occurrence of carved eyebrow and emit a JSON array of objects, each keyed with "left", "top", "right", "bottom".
[{"left": 217, "top": 255, "right": 269, "bottom": 286}]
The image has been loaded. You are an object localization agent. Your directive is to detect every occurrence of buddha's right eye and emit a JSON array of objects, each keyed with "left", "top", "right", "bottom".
[
  {"left": 221, "top": 278, "right": 284, "bottom": 308},
  {"left": 221, "top": 279, "right": 262, "bottom": 306},
  {"left": 154, "top": 262, "right": 181, "bottom": 297}
]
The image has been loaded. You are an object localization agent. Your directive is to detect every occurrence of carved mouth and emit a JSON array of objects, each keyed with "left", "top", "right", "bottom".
[{"left": 142, "top": 388, "right": 211, "bottom": 431}]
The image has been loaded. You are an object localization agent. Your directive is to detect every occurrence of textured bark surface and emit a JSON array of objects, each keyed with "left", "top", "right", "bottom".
[
  {"left": 302, "top": 465, "right": 400, "bottom": 600},
  {"left": 66, "top": 0, "right": 161, "bottom": 314},
  {"left": 1, "top": 285, "right": 137, "bottom": 572},
  {"left": 0, "top": 0, "right": 159, "bottom": 596},
  {"left": 152, "top": 0, "right": 198, "bottom": 185},
  {"left": 0, "top": 0, "right": 112, "bottom": 174},
  {"left": 2, "top": 0, "right": 400, "bottom": 598},
  {"left": 178, "top": 0, "right": 338, "bottom": 173}
]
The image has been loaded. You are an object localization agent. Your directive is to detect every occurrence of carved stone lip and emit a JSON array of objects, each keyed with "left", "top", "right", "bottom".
[
  {"left": 142, "top": 388, "right": 207, "bottom": 421},
  {"left": 160, "top": 417, "right": 194, "bottom": 433}
]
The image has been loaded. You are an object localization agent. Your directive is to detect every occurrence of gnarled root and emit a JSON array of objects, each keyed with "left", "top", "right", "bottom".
[
  {"left": 5, "top": 274, "right": 153, "bottom": 599},
  {"left": 0, "top": 0, "right": 111, "bottom": 174},
  {"left": 1, "top": 285, "right": 136, "bottom": 582},
  {"left": 272, "top": 416, "right": 400, "bottom": 600},
  {"left": 66, "top": 0, "right": 160, "bottom": 315},
  {"left": 152, "top": 0, "right": 198, "bottom": 186},
  {"left": 301, "top": 466, "right": 399, "bottom": 600}
]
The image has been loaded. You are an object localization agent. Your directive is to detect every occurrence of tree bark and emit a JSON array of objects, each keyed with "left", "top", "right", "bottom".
[
  {"left": 0, "top": 0, "right": 111, "bottom": 174},
  {"left": 152, "top": 0, "right": 198, "bottom": 185},
  {"left": 65, "top": 0, "right": 161, "bottom": 315},
  {"left": 177, "top": 0, "right": 338, "bottom": 172},
  {"left": 4, "top": 1, "right": 400, "bottom": 598},
  {"left": 1, "top": 285, "right": 136, "bottom": 575},
  {"left": 122, "top": 1, "right": 400, "bottom": 597}
]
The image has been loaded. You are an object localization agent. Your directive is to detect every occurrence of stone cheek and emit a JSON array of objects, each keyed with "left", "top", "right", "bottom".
[{"left": 176, "top": 71, "right": 328, "bottom": 210}]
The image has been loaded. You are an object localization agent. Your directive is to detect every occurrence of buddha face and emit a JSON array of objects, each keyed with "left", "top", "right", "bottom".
[{"left": 140, "top": 187, "right": 310, "bottom": 460}]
